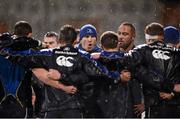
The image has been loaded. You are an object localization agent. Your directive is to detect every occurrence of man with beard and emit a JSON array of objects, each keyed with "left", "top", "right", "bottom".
[
  {"left": 117, "top": 22, "right": 136, "bottom": 52},
  {"left": 117, "top": 22, "right": 145, "bottom": 117}
]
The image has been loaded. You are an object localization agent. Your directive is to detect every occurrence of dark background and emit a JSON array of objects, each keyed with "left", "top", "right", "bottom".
[{"left": 0, "top": 0, "right": 179, "bottom": 45}]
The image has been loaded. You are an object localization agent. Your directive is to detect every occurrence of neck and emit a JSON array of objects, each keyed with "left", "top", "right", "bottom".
[
  {"left": 124, "top": 42, "right": 134, "bottom": 52},
  {"left": 146, "top": 39, "right": 163, "bottom": 45},
  {"left": 103, "top": 47, "right": 118, "bottom": 52}
]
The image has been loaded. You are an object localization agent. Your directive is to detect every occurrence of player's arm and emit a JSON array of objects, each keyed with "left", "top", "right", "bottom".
[{"left": 32, "top": 68, "right": 77, "bottom": 94}]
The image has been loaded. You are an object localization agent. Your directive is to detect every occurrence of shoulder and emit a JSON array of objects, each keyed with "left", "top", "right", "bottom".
[{"left": 133, "top": 44, "right": 147, "bottom": 50}]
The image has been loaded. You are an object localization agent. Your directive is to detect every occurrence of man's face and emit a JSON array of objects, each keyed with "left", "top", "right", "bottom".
[
  {"left": 81, "top": 35, "right": 97, "bottom": 52},
  {"left": 117, "top": 25, "right": 134, "bottom": 50},
  {"left": 43, "top": 36, "right": 59, "bottom": 48}
]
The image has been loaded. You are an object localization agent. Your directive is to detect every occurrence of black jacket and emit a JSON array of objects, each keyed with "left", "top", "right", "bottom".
[
  {"left": 96, "top": 51, "right": 142, "bottom": 118},
  {"left": 126, "top": 41, "right": 180, "bottom": 107},
  {"left": 20, "top": 44, "right": 106, "bottom": 112},
  {"left": 0, "top": 35, "right": 40, "bottom": 117},
  {"left": 44, "top": 45, "right": 108, "bottom": 112}
]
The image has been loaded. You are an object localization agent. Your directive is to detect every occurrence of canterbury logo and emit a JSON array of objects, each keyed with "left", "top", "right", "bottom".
[
  {"left": 152, "top": 50, "right": 170, "bottom": 60},
  {"left": 56, "top": 56, "right": 74, "bottom": 67},
  {"left": 87, "top": 29, "right": 93, "bottom": 33}
]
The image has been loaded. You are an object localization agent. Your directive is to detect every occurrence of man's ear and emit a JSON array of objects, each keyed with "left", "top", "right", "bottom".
[
  {"left": 132, "top": 37, "right": 135, "bottom": 40},
  {"left": 27, "top": 32, "right": 32, "bottom": 38},
  {"left": 132, "top": 32, "right": 136, "bottom": 40},
  {"left": 146, "top": 39, "right": 151, "bottom": 44},
  {"left": 131, "top": 36, "right": 135, "bottom": 41}
]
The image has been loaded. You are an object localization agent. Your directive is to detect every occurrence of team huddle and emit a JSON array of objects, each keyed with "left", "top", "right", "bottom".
[{"left": 0, "top": 21, "right": 180, "bottom": 118}]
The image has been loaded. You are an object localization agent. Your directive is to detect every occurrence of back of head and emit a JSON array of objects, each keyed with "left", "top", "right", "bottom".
[
  {"left": 164, "top": 26, "right": 180, "bottom": 45},
  {"left": 14, "top": 21, "right": 32, "bottom": 37},
  {"left": 76, "top": 28, "right": 80, "bottom": 35},
  {"left": 59, "top": 24, "right": 77, "bottom": 44},
  {"left": 100, "top": 31, "right": 118, "bottom": 49},
  {"left": 73, "top": 28, "right": 80, "bottom": 46},
  {"left": 144, "top": 22, "right": 164, "bottom": 43}
]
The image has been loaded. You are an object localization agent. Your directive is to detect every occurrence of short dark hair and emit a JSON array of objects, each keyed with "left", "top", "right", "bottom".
[
  {"left": 145, "top": 22, "right": 164, "bottom": 36},
  {"left": 44, "top": 31, "right": 59, "bottom": 39},
  {"left": 100, "top": 31, "right": 118, "bottom": 49},
  {"left": 14, "top": 21, "right": 32, "bottom": 37},
  {"left": 59, "top": 24, "right": 77, "bottom": 44}
]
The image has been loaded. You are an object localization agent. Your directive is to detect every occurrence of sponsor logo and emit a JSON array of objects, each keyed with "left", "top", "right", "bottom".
[
  {"left": 87, "top": 29, "right": 93, "bottom": 33},
  {"left": 56, "top": 56, "right": 74, "bottom": 67},
  {"left": 152, "top": 50, "right": 170, "bottom": 60}
]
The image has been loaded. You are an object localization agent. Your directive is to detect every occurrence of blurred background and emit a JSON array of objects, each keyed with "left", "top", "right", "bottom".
[{"left": 0, "top": 0, "right": 180, "bottom": 45}]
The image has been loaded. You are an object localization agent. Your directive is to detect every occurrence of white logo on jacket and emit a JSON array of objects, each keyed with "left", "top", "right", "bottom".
[
  {"left": 56, "top": 56, "right": 74, "bottom": 67},
  {"left": 152, "top": 50, "right": 170, "bottom": 60}
]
